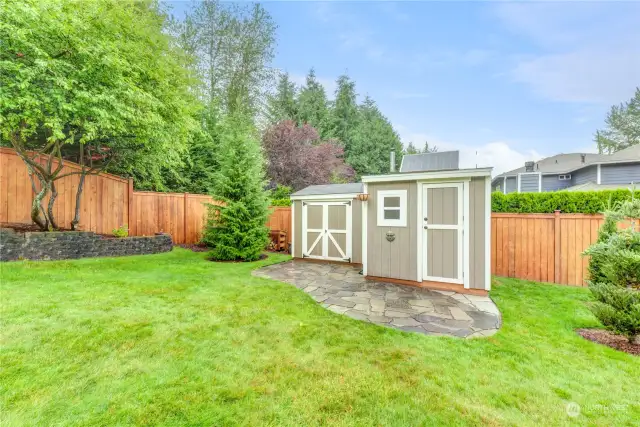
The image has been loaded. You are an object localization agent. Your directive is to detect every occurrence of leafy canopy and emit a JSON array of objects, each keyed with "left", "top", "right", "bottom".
[{"left": 0, "top": 0, "right": 199, "bottom": 188}]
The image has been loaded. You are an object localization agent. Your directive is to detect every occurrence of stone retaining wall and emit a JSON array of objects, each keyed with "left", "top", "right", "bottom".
[{"left": 0, "top": 228, "right": 173, "bottom": 261}]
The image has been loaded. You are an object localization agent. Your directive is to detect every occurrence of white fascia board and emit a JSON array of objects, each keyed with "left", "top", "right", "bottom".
[
  {"left": 362, "top": 168, "right": 493, "bottom": 183},
  {"left": 290, "top": 193, "right": 359, "bottom": 201}
]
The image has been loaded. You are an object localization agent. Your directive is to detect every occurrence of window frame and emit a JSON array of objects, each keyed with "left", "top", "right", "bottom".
[
  {"left": 377, "top": 190, "right": 407, "bottom": 227},
  {"left": 558, "top": 174, "right": 572, "bottom": 181}
]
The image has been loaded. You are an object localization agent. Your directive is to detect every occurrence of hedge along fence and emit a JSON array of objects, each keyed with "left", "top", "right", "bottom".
[{"left": 492, "top": 189, "right": 640, "bottom": 214}]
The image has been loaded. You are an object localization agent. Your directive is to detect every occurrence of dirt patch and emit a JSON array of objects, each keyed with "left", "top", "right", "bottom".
[
  {"left": 577, "top": 328, "right": 639, "bottom": 356},
  {"left": 176, "top": 243, "right": 210, "bottom": 252},
  {"left": 206, "top": 253, "right": 269, "bottom": 263}
]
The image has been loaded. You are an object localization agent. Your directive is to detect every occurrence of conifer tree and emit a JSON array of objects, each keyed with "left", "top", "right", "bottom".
[
  {"left": 266, "top": 72, "right": 298, "bottom": 124},
  {"left": 297, "top": 68, "right": 330, "bottom": 137},
  {"left": 202, "top": 115, "right": 269, "bottom": 261}
]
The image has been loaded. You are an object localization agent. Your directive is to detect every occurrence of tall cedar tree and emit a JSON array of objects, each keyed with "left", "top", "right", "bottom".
[
  {"left": 297, "top": 69, "right": 331, "bottom": 137},
  {"left": 266, "top": 72, "right": 298, "bottom": 123},
  {"left": 329, "top": 75, "right": 359, "bottom": 148},
  {"left": 202, "top": 116, "right": 270, "bottom": 261},
  {"left": 347, "top": 96, "right": 403, "bottom": 177}
]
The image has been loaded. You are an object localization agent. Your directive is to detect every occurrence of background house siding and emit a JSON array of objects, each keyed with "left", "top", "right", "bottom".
[
  {"left": 366, "top": 181, "right": 418, "bottom": 281},
  {"left": 519, "top": 174, "right": 540, "bottom": 192},
  {"left": 468, "top": 177, "right": 488, "bottom": 290},
  {"left": 572, "top": 165, "right": 597, "bottom": 185},
  {"left": 542, "top": 175, "right": 572, "bottom": 192},
  {"left": 601, "top": 162, "right": 640, "bottom": 185}
]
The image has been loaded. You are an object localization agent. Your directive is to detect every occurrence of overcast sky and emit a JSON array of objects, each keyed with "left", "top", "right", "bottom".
[{"left": 168, "top": 1, "right": 640, "bottom": 175}]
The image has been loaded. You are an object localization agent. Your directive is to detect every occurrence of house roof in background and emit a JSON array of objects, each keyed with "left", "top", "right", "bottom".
[
  {"left": 291, "top": 183, "right": 364, "bottom": 197},
  {"left": 493, "top": 145, "right": 640, "bottom": 181},
  {"left": 400, "top": 151, "right": 460, "bottom": 173}
]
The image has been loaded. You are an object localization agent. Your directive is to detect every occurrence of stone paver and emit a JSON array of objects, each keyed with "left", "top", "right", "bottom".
[{"left": 253, "top": 260, "right": 501, "bottom": 338}]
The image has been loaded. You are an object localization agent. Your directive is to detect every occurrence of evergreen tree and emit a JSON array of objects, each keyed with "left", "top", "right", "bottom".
[
  {"left": 202, "top": 115, "right": 270, "bottom": 261},
  {"left": 423, "top": 141, "right": 438, "bottom": 153},
  {"left": 296, "top": 68, "right": 330, "bottom": 137},
  {"left": 266, "top": 72, "right": 298, "bottom": 124},
  {"left": 328, "top": 74, "right": 359, "bottom": 148},
  {"left": 404, "top": 142, "right": 420, "bottom": 155},
  {"left": 595, "top": 88, "right": 640, "bottom": 154},
  {"left": 346, "top": 96, "right": 403, "bottom": 177}
]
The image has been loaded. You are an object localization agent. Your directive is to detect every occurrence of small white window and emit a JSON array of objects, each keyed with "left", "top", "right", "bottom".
[
  {"left": 558, "top": 174, "right": 572, "bottom": 181},
  {"left": 377, "top": 190, "right": 407, "bottom": 227}
]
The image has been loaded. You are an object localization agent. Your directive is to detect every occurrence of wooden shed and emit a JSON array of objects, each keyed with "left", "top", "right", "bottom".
[{"left": 290, "top": 153, "right": 492, "bottom": 294}]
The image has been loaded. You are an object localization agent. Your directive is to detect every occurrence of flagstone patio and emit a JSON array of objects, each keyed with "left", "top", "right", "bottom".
[{"left": 253, "top": 260, "right": 501, "bottom": 338}]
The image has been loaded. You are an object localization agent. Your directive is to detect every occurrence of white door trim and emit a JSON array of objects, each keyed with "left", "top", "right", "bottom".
[
  {"left": 421, "top": 182, "right": 464, "bottom": 285},
  {"left": 301, "top": 201, "right": 352, "bottom": 262}
]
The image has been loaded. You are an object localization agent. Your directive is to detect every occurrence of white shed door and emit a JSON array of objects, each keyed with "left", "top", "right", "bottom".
[
  {"left": 302, "top": 201, "right": 352, "bottom": 262},
  {"left": 422, "top": 183, "right": 464, "bottom": 284}
]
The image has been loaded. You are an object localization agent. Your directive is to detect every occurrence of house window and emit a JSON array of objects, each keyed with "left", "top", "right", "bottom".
[
  {"left": 558, "top": 174, "right": 572, "bottom": 181},
  {"left": 377, "top": 190, "right": 407, "bottom": 227}
]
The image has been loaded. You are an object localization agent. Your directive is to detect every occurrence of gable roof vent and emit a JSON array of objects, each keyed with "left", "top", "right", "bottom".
[{"left": 524, "top": 161, "right": 535, "bottom": 172}]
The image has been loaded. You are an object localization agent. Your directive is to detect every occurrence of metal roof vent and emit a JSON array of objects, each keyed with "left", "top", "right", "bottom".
[{"left": 525, "top": 161, "right": 535, "bottom": 172}]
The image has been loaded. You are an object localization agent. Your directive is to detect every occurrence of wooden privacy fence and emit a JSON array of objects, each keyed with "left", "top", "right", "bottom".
[
  {"left": 491, "top": 211, "right": 613, "bottom": 287},
  {"left": 0, "top": 147, "right": 291, "bottom": 244}
]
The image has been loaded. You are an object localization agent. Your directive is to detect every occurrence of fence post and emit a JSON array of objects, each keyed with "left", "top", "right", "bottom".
[
  {"left": 554, "top": 210, "right": 561, "bottom": 283},
  {"left": 183, "top": 193, "right": 188, "bottom": 244},
  {"left": 128, "top": 179, "right": 134, "bottom": 236}
]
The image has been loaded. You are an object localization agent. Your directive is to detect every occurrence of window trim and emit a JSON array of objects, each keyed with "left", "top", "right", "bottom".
[
  {"left": 558, "top": 174, "right": 572, "bottom": 181},
  {"left": 377, "top": 190, "right": 407, "bottom": 227}
]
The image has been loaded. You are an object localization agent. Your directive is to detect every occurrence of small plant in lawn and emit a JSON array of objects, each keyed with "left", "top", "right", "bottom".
[
  {"left": 201, "top": 115, "right": 269, "bottom": 261},
  {"left": 584, "top": 192, "right": 640, "bottom": 344},
  {"left": 112, "top": 225, "right": 128, "bottom": 238}
]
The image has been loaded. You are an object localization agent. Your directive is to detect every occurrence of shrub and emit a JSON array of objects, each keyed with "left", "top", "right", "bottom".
[
  {"left": 112, "top": 225, "right": 128, "bottom": 238},
  {"left": 492, "top": 189, "right": 640, "bottom": 214},
  {"left": 583, "top": 194, "right": 640, "bottom": 344},
  {"left": 269, "top": 185, "right": 292, "bottom": 206},
  {"left": 201, "top": 116, "right": 269, "bottom": 261}
]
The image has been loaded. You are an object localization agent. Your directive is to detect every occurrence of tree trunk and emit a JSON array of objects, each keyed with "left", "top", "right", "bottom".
[
  {"left": 27, "top": 170, "right": 49, "bottom": 230},
  {"left": 71, "top": 173, "right": 86, "bottom": 231},
  {"left": 47, "top": 180, "right": 59, "bottom": 230},
  {"left": 632, "top": 334, "right": 640, "bottom": 346},
  {"left": 31, "top": 183, "right": 49, "bottom": 230}
]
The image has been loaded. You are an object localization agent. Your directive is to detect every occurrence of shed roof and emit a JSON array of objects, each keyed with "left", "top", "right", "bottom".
[{"left": 291, "top": 183, "right": 364, "bottom": 197}]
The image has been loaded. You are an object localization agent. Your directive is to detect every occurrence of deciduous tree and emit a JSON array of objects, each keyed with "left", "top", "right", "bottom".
[
  {"left": 0, "top": 0, "right": 198, "bottom": 229},
  {"left": 595, "top": 88, "right": 640, "bottom": 154}
]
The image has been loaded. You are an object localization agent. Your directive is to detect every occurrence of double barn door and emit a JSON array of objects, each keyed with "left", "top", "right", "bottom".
[{"left": 302, "top": 201, "right": 352, "bottom": 262}]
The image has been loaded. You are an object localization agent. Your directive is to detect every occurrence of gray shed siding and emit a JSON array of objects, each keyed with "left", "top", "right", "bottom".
[
  {"left": 366, "top": 178, "right": 489, "bottom": 290},
  {"left": 519, "top": 173, "right": 540, "bottom": 192},
  {"left": 572, "top": 165, "right": 597, "bottom": 186},
  {"left": 542, "top": 175, "right": 572, "bottom": 192},
  {"left": 468, "top": 177, "right": 488, "bottom": 290},
  {"left": 505, "top": 177, "right": 517, "bottom": 194},
  {"left": 601, "top": 163, "right": 640, "bottom": 185},
  {"left": 366, "top": 182, "right": 419, "bottom": 281}
]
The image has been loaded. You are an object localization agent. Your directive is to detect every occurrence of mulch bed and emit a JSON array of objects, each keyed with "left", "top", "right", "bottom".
[
  {"left": 577, "top": 328, "right": 639, "bottom": 356},
  {"left": 1, "top": 222, "right": 115, "bottom": 238}
]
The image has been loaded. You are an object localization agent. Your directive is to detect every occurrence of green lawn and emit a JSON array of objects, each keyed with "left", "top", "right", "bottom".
[{"left": 1, "top": 249, "right": 638, "bottom": 426}]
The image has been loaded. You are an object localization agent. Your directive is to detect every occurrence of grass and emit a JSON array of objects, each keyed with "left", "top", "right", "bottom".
[{"left": 1, "top": 248, "right": 638, "bottom": 426}]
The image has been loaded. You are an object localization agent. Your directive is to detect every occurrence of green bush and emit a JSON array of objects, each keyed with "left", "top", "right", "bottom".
[
  {"left": 583, "top": 195, "right": 640, "bottom": 343},
  {"left": 492, "top": 190, "right": 640, "bottom": 214},
  {"left": 270, "top": 198, "right": 291, "bottom": 207},
  {"left": 112, "top": 225, "right": 128, "bottom": 238}
]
